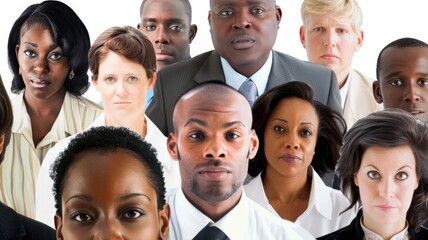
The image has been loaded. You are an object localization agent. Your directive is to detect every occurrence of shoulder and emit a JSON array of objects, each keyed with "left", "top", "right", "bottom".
[
  {"left": 411, "top": 226, "right": 428, "bottom": 239},
  {"left": 68, "top": 93, "right": 103, "bottom": 112},
  {"left": 0, "top": 203, "right": 56, "bottom": 239},
  {"left": 273, "top": 50, "right": 333, "bottom": 74},
  {"left": 157, "top": 50, "right": 215, "bottom": 78},
  {"left": 317, "top": 225, "right": 354, "bottom": 240}
]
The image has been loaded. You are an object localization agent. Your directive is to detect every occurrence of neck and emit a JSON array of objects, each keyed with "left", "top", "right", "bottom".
[
  {"left": 182, "top": 187, "right": 243, "bottom": 222},
  {"left": 262, "top": 166, "right": 311, "bottom": 202},
  {"left": 24, "top": 88, "right": 66, "bottom": 115},
  {"left": 104, "top": 112, "right": 147, "bottom": 138},
  {"left": 336, "top": 69, "right": 351, "bottom": 89},
  {"left": 362, "top": 209, "right": 407, "bottom": 240}
]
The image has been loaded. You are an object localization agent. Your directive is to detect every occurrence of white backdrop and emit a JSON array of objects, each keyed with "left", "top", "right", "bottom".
[{"left": 1, "top": 0, "right": 428, "bottom": 103}]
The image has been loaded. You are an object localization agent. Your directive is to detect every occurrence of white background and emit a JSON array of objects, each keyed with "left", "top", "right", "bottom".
[{"left": 1, "top": 0, "right": 428, "bottom": 102}]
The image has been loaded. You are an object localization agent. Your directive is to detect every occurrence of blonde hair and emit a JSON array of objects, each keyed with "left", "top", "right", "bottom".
[{"left": 301, "top": 0, "right": 363, "bottom": 34}]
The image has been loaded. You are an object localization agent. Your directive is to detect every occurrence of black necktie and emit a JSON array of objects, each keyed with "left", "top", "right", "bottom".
[
  {"left": 193, "top": 224, "right": 230, "bottom": 240},
  {"left": 238, "top": 78, "right": 258, "bottom": 107}
]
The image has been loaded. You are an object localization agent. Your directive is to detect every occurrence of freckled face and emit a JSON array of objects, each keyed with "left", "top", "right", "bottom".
[{"left": 56, "top": 149, "right": 169, "bottom": 240}]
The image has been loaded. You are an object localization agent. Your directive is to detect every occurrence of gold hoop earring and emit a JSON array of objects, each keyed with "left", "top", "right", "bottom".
[{"left": 68, "top": 69, "right": 75, "bottom": 80}]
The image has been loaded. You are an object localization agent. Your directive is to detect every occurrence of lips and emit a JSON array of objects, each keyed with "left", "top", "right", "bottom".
[
  {"left": 156, "top": 48, "right": 173, "bottom": 60},
  {"left": 198, "top": 167, "right": 230, "bottom": 180},
  {"left": 230, "top": 35, "right": 255, "bottom": 50},
  {"left": 30, "top": 78, "right": 50, "bottom": 88},
  {"left": 406, "top": 109, "right": 425, "bottom": 116},
  {"left": 320, "top": 53, "right": 339, "bottom": 60},
  {"left": 280, "top": 154, "right": 302, "bottom": 163}
]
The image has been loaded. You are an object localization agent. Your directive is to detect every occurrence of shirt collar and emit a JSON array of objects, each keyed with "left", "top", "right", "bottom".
[
  {"left": 360, "top": 215, "right": 410, "bottom": 240},
  {"left": 175, "top": 188, "right": 248, "bottom": 240},
  {"left": 306, "top": 167, "right": 334, "bottom": 220},
  {"left": 340, "top": 70, "right": 352, "bottom": 109},
  {"left": 220, "top": 50, "right": 273, "bottom": 95}
]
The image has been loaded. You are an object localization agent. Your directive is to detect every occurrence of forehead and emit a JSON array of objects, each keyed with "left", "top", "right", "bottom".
[
  {"left": 306, "top": 13, "right": 352, "bottom": 28},
  {"left": 142, "top": 0, "right": 189, "bottom": 21},
  {"left": 361, "top": 145, "right": 416, "bottom": 169},
  {"left": 211, "top": 0, "right": 274, "bottom": 8},
  {"left": 379, "top": 47, "right": 428, "bottom": 77},
  {"left": 174, "top": 91, "right": 251, "bottom": 127},
  {"left": 271, "top": 98, "right": 319, "bottom": 123}
]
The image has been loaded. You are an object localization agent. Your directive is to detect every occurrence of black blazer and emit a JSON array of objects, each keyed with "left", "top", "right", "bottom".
[
  {"left": 146, "top": 50, "right": 342, "bottom": 136},
  {"left": 0, "top": 202, "right": 55, "bottom": 240},
  {"left": 318, "top": 210, "right": 428, "bottom": 240}
]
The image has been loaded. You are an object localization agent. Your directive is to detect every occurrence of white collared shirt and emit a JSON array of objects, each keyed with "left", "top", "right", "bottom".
[
  {"left": 0, "top": 91, "right": 102, "bottom": 218},
  {"left": 360, "top": 216, "right": 410, "bottom": 240},
  {"left": 35, "top": 113, "right": 180, "bottom": 228},
  {"left": 167, "top": 187, "right": 315, "bottom": 240},
  {"left": 221, "top": 50, "right": 273, "bottom": 97},
  {"left": 244, "top": 167, "right": 357, "bottom": 238}
]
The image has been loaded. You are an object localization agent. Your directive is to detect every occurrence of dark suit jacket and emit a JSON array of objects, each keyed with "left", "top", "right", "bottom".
[
  {"left": 0, "top": 202, "right": 55, "bottom": 240},
  {"left": 318, "top": 210, "right": 428, "bottom": 240},
  {"left": 147, "top": 50, "right": 342, "bottom": 136}
]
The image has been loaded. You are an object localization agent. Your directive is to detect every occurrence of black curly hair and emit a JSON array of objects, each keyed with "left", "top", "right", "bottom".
[{"left": 50, "top": 126, "right": 166, "bottom": 216}]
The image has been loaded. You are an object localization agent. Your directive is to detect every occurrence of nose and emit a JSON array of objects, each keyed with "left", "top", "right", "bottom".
[
  {"left": 403, "top": 84, "right": 421, "bottom": 103},
  {"left": 33, "top": 57, "right": 49, "bottom": 74},
  {"left": 232, "top": 10, "right": 252, "bottom": 30},
  {"left": 284, "top": 133, "right": 299, "bottom": 150},
  {"left": 154, "top": 25, "right": 170, "bottom": 44},
  {"left": 204, "top": 135, "right": 227, "bottom": 159},
  {"left": 379, "top": 178, "right": 395, "bottom": 199},
  {"left": 323, "top": 30, "right": 337, "bottom": 47},
  {"left": 115, "top": 80, "right": 127, "bottom": 97},
  {"left": 93, "top": 219, "right": 124, "bottom": 240}
]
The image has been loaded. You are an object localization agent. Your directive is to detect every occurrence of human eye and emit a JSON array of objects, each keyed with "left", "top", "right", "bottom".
[
  {"left": 389, "top": 79, "right": 403, "bottom": 87},
  {"left": 145, "top": 24, "right": 157, "bottom": 31},
  {"left": 396, "top": 171, "right": 409, "bottom": 181},
  {"left": 367, "top": 170, "right": 380, "bottom": 179},
  {"left": 273, "top": 125, "right": 285, "bottom": 133},
  {"left": 225, "top": 131, "right": 239, "bottom": 141},
  {"left": 300, "top": 129, "right": 313, "bottom": 137},
  {"left": 220, "top": 9, "right": 233, "bottom": 16},
  {"left": 128, "top": 76, "right": 138, "bottom": 82},
  {"left": 417, "top": 79, "right": 428, "bottom": 87},
  {"left": 251, "top": 7, "right": 265, "bottom": 15},
  {"left": 72, "top": 212, "right": 94, "bottom": 223},
  {"left": 337, "top": 28, "right": 347, "bottom": 34},
  {"left": 105, "top": 77, "right": 115, "bottom": 83},
  {"left": 123, "top": 209, "right": 143, "bottom": 219},
  {"left": 189, "top": 131, "right": 205, "bottom": 141},
  {"left": 49, "top": 51, "right": 63, "bottom": 61},
  {"left": 170, "top": 24, "right": 183, "bottom": 32},
  {"left": 314, "top": 27, "right": 324, "bottom": 33},
  {"left": 23, "top": 49, "right": 36, "bottom": 58}
]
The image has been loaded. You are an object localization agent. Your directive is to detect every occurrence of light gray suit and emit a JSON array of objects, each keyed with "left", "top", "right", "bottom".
[{"left": 146, "top": 50, "right": 342, "bottom": 136}]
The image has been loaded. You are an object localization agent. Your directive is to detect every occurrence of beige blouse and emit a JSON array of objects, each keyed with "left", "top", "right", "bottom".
[{"left": 0, "top": 91, "right": 102, "bottom": 217}]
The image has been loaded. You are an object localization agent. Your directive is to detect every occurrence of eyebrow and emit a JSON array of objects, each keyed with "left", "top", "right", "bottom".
[
  {"left": 272, "top": 118, "right": 315, "bottom": 126},
  {"left": 184, "top": 118, "right": 246, "bottom": 128},
  {"left": 143, "top": 18, "right": 186, "bottom": 24},
  {"left": 384, "top": 71, "right": 428, "bottom": 79},
  {"left": 364, "top": 164, "right": 413, "bottom": 171},
  {"left": 65, "top": 193, "right": 152, "bottom": 205}
]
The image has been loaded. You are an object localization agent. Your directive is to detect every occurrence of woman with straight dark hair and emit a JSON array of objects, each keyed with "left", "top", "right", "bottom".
[
  {"left": 0, "top": 0, "right": 102, "bottom": 218},
  {"left": 319, "top": 109, "right": 428, "bottom": 239},
  {"left": 245, "top": 81, "right": 357, "bottom": 237}
]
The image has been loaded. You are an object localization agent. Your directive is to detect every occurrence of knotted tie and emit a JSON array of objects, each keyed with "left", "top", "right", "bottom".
[
  {"left": 193, "top": 224, "right": 230, "bottom": 240},
  {"left": 238, "top": 78, "right": 258, "bottom": 107}
]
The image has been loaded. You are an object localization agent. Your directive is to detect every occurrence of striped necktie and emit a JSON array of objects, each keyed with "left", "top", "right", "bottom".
[{"left": 238, "top": 78, "right": 258, "bottom": 107}]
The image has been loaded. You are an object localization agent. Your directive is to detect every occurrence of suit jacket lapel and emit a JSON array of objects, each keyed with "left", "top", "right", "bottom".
[
  {"left": 265, "top": 50, "right": 295, "bottom": 90},
  {"left": 193, "top": 51, "right": 226, "bottom": 84}
]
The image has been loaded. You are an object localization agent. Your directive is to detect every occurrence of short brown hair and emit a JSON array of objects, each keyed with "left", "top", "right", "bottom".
[{"left": 0, "top": 75, "right": 13, "bottom": 164}]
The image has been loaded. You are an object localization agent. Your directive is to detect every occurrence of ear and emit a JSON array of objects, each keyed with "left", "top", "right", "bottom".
[
  {"left": 372, "top": 80, "right": 383, "bottom": 104},
  {"left": 137, "top": 23, "right": 142, "bottom": 31},
  {"left": 167, "top": 133, "right": 179, "bottom": 161},
  {"left": 92, "top": 77, "right": 99, "bottom": 91},
  {"left": 15, "top": 44, "right": 20, "bottom": 59},
  {"left": 0, "top": 134, "right": 5, "bottom": 155},
  {"left": 299, "top": 26, "right": 306, "bottom": 48},
  {"left": 147, "top": 73, "right": 157, "bottom": 91},
  {"left": 275, "top": 5, "right": 282, "bottom": 25},
  {"left": 248, "top": 129, "right": 259, "bottom": 159},
  {"left": 189, "top": 24, "right": 198, "bottom": 43},
  {"left": 353, "top": 173, "right": 359, "bottom": 187},
  {"left": 208, "top": 11, "right": 212, "bottom": 29},
  {"left": 158, "top": 204, "right": 170, "bottom": 240},
  {"left": 355, "top": 30, "right": 364, "bottom": 52},
  {"left": 54, "top": 214, "right": 64, "bottom": 240}
]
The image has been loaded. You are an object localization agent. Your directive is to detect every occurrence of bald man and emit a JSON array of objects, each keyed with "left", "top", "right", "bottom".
[{"left": 165, "top": 81, "right": 315, "bottom": 239}]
